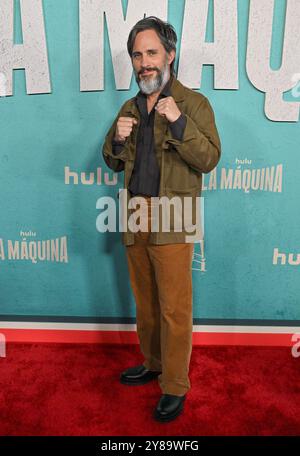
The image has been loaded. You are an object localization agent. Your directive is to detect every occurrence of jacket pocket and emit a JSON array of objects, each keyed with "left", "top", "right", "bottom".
[
  {"left": 164, "top": 162, "right": 200, "bottom": 192},
  {"left": 160, "top": 187, "right": 200, "bottom": 234}
]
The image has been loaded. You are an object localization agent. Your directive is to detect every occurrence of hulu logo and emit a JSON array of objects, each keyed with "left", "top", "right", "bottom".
[{"left": 273, "top": 248, "right": 300, "bottom": 266}]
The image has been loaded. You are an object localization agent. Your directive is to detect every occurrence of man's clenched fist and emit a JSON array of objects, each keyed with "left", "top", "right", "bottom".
[
  {"left": 114, "top": 117, "right": 138, "bottom": 142},
  {"left": 155, "top": 96, "right": 181, "bottom": 123}
]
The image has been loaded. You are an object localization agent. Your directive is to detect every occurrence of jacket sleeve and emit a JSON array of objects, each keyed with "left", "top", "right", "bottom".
[
  {"left": 102, "top": 108, "right": 130, "bottom": 173},
  {"left": 165, "top": 96, "right": 221, "bottom": 174}
]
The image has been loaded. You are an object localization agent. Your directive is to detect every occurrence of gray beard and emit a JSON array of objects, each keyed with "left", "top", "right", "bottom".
[{"left": 136, "top": 61, "right": 170, "bottom": 95}]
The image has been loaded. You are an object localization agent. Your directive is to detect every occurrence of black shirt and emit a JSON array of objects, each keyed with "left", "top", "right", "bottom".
[{"left": 111, "top": 74, "right": 187, "bottom": 197}]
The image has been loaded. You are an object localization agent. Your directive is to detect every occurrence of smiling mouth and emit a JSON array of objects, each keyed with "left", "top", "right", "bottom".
[{"left": 141, "top": 70, "right": 155, "bottom": 76}]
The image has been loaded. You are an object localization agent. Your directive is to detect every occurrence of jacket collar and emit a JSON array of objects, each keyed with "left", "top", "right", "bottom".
[{"left": 162, "top": 73, "right": 186, "bottom": 102}]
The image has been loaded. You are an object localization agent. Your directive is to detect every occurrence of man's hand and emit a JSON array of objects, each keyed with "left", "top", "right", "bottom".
[
  {"left": 114, "top": 117, "right": 138, "bottom": 142},
  {"left": 155, "top": 96, "right": 181, "bottom": 123}
]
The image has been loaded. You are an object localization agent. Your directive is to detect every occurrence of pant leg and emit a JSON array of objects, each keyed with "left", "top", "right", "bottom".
[
  {"left": 147, "top": 241, "right": 194, "bottom": 396},
  {"left": 125, "top": 198, "right": 162, "bottom": 371}
]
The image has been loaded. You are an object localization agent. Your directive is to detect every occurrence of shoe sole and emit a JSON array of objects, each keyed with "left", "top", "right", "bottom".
[{"left": 120, "top": 372, "right": 161, "bottom": 386}]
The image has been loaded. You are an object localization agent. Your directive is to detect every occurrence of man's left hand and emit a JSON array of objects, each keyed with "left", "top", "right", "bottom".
[{"left": 155, "top": 96, "right": 181, "bottom": 123}]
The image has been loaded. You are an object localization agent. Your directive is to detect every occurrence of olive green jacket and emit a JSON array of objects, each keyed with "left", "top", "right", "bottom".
[{"left": 102, "top": 75, "right": 221, "bottom": 246}]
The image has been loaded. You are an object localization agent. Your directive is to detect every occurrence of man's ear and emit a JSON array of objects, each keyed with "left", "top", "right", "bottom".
[{"left": 168, "top": 49, "right": 175, "bottom": 66}]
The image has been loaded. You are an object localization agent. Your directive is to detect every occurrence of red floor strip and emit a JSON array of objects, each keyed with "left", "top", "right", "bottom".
[{"left": 0, "top": 328, "right": 295, "bottom": 346}]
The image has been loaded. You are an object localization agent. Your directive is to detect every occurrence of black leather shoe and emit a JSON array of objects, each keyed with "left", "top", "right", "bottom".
[
  {"left": 120, "top": 364, "right": 161, "bottom": 385},
  {"left": 154, "top": 394, "right": 186, "bottom": 422}
]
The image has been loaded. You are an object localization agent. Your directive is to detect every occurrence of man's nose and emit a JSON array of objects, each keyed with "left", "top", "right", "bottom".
[{"left": 141, "top": 53, "right": 151, "bottom": 67}]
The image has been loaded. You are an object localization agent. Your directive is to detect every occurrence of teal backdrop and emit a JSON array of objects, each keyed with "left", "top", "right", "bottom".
[{"left": 0, "top": 0, "right": 299, "bottom": 327}]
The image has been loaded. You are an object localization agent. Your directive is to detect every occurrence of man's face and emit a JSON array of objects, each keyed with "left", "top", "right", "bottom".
[{"left": 131, "top": 29, "right": 175, "bottom": 95}]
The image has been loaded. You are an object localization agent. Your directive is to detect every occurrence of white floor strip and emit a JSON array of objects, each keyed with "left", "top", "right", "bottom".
[{"left": 0, "top": 321, "right": 299, "bottom": 334}]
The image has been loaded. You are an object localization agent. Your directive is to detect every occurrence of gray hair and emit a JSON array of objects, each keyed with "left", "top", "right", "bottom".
[{"left": 127, "top": 16, "right": 177, "bottom": 75}]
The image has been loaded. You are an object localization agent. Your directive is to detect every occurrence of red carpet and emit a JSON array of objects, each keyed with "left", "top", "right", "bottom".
[{"left": 0, "top": 343, "right": 299, "bottom": 436}]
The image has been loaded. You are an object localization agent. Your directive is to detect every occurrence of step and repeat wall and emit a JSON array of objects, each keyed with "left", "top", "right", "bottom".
[{"left": 0, "top": 0, "right": 299, "bottom": 336}]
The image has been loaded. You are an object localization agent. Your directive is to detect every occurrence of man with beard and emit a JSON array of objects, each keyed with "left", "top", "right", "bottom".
[{"left": 102, "top": 16, "right": 221, "bottom": 422}]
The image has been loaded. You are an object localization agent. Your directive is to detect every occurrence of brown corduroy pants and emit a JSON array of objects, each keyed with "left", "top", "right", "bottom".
[{"left": 125, "top": 195, "right": 194, "bottom": 396}]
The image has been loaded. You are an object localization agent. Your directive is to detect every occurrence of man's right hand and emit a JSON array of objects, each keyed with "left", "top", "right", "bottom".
[{"left": 113, "top": 117, "right": 138, "bottom": 142}]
